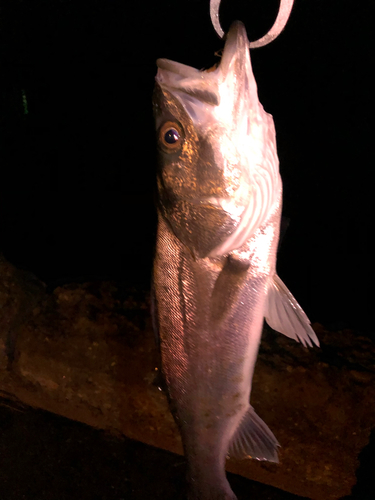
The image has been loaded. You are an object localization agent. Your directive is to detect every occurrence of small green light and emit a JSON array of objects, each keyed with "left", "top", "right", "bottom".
[{"left": 21, "top": 89, "right": 28, "bottom": 115}]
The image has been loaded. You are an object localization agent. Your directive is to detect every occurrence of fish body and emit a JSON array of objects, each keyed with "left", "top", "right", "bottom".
[{"left": 152, "top": 21, "right": 318, "bottom": 500}]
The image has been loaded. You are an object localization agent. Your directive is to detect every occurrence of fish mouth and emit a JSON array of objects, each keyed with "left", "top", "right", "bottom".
[
  {"left": 156, "top": 58, "right": 201, "bottom": 79},
  {"left": 155, "top": 21, "right": 257, "bottom": 131},
  {"left": 156, "top": 21, "right": 250, "bottom": 80}
]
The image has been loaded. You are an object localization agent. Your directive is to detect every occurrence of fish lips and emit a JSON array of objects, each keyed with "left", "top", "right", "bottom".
[{"left": 155, "top": 20, "right": 257, "bottom": 105}]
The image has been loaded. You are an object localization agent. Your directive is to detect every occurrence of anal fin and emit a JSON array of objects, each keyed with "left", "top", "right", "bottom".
[{"left": 228, "top": 407, "right": 279, "bottom": 463}]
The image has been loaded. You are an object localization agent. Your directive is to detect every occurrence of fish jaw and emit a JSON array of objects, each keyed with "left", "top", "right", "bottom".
[{"left": 153, "top": 20, "right": 281, "bottom": 259}]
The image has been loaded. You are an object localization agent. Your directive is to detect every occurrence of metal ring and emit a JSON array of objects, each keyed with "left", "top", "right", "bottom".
[{"left": 210, "top": 0, "right": 295, "bottom": 48}]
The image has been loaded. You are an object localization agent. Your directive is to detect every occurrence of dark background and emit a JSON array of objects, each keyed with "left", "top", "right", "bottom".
[{"left": 1, "top": 0, "right": 373, "bottom": 333}]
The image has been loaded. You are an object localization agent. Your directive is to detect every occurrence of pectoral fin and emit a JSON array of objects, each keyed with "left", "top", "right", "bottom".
[
  {"left": 228, "top": 406, "right": 279, "bottom": 462},
  {"left": 210, "top": 254, "right": 250, "bottom": 327},
  {"left": 265, "top": 274, "right": 319, "bottom": 347}
]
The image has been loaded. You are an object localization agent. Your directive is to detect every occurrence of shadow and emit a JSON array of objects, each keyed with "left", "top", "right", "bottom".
[
  {"left": 0, "top": 398, "right": 310, "bottom": 500},
  {"left": 340, "top": 426, "right": 375, "bottom": 499}
]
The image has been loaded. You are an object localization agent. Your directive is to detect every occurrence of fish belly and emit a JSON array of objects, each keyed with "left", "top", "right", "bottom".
[{"left": 154, "top": 204, "right": 281, "bottom": 498}]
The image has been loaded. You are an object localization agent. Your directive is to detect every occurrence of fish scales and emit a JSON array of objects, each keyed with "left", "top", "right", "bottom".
[{"left": 153, "top": 21, "right": 319, "bottom": 500}]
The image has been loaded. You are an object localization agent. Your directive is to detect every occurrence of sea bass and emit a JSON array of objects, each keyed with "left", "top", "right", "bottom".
[{"left": 152, "top": 21, "right": 319, "bottom": 500}]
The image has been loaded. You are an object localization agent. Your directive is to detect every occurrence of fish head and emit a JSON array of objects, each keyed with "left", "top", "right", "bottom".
[{"left": 153, "top": 21, "right": 281, "bottom": 258}]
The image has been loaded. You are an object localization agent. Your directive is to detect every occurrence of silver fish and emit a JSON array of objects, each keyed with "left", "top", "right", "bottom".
[{"left": 152, "top": 21, "right": 319, "bottom": 500}]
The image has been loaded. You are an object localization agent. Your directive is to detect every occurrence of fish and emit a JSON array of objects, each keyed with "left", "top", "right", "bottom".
[{"left": 152, "top": 20, "right": 319, "bottom": 500}]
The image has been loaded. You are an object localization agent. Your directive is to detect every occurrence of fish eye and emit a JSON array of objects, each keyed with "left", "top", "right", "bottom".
[
  {"left": 165, "top": 128, "right": 179, "bottom": 144},
  {"left": 159, "top": 121, "right": 183, "bottom": 152}
]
